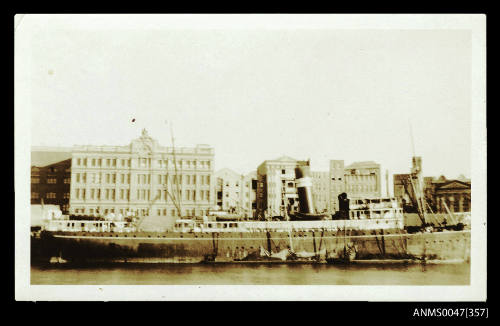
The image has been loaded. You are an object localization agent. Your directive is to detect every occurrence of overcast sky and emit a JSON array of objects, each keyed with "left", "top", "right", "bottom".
[{"left": 22, "top": 15, "right": 473, "bottom": 189}]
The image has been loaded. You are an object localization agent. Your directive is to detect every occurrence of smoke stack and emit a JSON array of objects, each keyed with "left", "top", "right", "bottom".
[{"left": 295, "top": 165, "right": 314, "bottom": 214}]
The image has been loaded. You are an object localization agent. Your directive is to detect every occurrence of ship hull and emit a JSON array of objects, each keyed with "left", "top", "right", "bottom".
[{"left": 31, "top": 229, "right": 470, "bottom": 264}]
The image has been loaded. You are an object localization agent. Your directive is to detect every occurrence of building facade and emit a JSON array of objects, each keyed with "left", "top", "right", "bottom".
[
  {"left": 31, "top": 159, "right": 72, "bottom": 214},
  {"left": 69, "top": 129, "right": 215, "bottom": 218},
  {"left": 328, "top": 160, "right": 381, "bottom": 213},
  {"left": 256, "top": 157, "right": 382, "bottom": 217},
  {"left": 342, "top": 161, "right": 381, "bottom": 199},
  {"left": 256, "top": 156, "right": 309, "bottom": 219},
  {"left": 311, "top": 171, "right": 330, "bottom": 213},
  {"left": 393, "top": 157, "right": 471, "bottom": 213},
  {"left": 215, "top": 168, "right": 257, "bottom": 218},
  {"left": 432, "top": 178, "right": 471, "bottom": 213}
]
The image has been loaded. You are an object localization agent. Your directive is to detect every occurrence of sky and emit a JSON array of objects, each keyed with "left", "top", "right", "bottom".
[{"left": 21, "top": 15, "right": 473, "bottom": 193}]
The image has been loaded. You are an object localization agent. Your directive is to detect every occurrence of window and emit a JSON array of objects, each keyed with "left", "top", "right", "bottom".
[
  {"left": 282, "top": 169, "right": 286, "bottom": 174},
  {"left": 107, "top": 159, "right": 111, "bottom": 167},
  {"left": 113, "top": 159, "right": 116, "bottom": 167},
  {"left": 83, "top": 158, "right": 87, "bottom": 166},
  {"left": 46, "top": 192, "right": 56, "bottom": 199},
  {"left": 98, "top": 158, "right": 102, "bottom": 166},
  {"left": 47, "top": 178, "right": 57, "bottom": 184},
  {"left": 63, "top": 193, "right": 70, "bottom": 199},
  {"left": 31, "top": 192, "right": 39, "bottom": 199},
  {"left": 77, "top": 158, "right": 81, "bottom": 166},
  {"left": 31, "top": 177, "right": 40, "bottom": 184},
  {"left": 92, "top": 158, "right": 96, "bottom": 166}
]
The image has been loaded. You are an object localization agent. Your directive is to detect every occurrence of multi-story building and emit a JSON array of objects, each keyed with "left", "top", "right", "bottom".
[
  {"left": 69, "top": 129, "right": 215, "bottom": 218},
  {"left": 329, "top": 160, "right": 346, "bottom": 212},
  {"left": 393, "top": 157, "right": 471, "bottom": 213},
  {"left": 31, "top": 158, "right": 72, "bottom": 214},
  {"left": 342, "top": 161, "right": 381, "bottom": 198},
  {"left": 246, "top": 171, "right": 258, "bottom": 218},
  {"left": 215, "top": 168, "right": 257, "bottom": 218},
  {"left": 311, "top": 171, "right": 330, "bottom": 213},
  {"left": 432, "top": 176, "right": 471, "bottom": 213},
  {"left": 256, "top": 156, "right": 309, "bottom": 219},
  {"left": 257, "top": 157, "right": 381, "bottom": 217},
  {"left": 327, "top": 160, "right": 381, "bottom": 213}
]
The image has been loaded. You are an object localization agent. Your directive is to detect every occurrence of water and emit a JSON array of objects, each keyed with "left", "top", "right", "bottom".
[{"left": 31, "top": 262, "right": 470, "bottom": 285}]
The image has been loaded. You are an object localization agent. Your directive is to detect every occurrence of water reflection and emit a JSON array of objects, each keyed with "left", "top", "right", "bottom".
[{"left": 31, "top": 262, "right": 470, "bottom": 285}]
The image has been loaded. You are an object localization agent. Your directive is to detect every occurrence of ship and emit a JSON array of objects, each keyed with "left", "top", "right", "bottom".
[{"left": 31, "top": 163, "right": 471, "bottom": 265}]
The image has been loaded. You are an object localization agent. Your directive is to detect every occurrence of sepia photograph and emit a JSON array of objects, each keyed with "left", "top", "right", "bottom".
[{"left": 15, "top": 14, "right": 486, "bottom": 301}]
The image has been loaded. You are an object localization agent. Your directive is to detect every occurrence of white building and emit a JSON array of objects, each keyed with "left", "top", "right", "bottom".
[{"left": 69, "top": 129, "right": 215, "bottom": 219}]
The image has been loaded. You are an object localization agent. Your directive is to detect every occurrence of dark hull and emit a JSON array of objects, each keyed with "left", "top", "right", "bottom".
[{"left": 31, "top": 229, "right": 470, "bottom": 264}]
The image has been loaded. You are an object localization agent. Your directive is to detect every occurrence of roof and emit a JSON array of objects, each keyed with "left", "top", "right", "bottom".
[
  {"left": 272, "top": 155, "right": 298, "bottom": 162},
  {"left": 345, "top": 161, "right": 380, "bottom": 169},
  {"left": 215, "top": 168, "right": 242, "bottom": 179},
  {"left": 31, "top": 149, "right": 72, "bottom": 167},
  {"left": 436, "top": 180, "right": 471, "bottom": 190}
]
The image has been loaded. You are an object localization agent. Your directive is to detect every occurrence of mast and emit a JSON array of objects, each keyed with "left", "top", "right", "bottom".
[
  {"left": 170, "top": 123, "right": 183, "bottom": 218},
  {"left": 409, "top": 120, "right": 427, "bottom": 224},
  {"left": 385, "top": 170, "right": 390, "bottom": 198}
]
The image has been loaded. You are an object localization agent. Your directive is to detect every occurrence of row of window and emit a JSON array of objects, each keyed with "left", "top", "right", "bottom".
[
  {"left": 72, "top": 207, "right": 210, "bottom": 217},
  {"left": 75, "top": 157, "right": 212, "bottom": 170},
  {"left": 31, "top": 192, "right": 70, "bottom": 199},
  {"left": 344, "top": 175, "right": 377, "bottom": 183},
  {"left": 73, "top": 188, "right": 131, "bottom": 201},
  {"left": 72, "top": 187, "right": 211, "bottom": 202},
  {"left": 346, "top": 184, "right": 378, "bottom": 192},
  {"left": 75, "top": 173, "right": 126, "bottom": 184},
  {"left": 73, "top": 173, "right": 211, "bottom": 186},
  {"left": 223, "top": 181, "right": 250, "bottom": 188},
  {"left": 76, "top": 157, "right": 130, "bottom": 168},
  {"left": 31, "top": 177, "right": 71, "bottom": 184}
]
